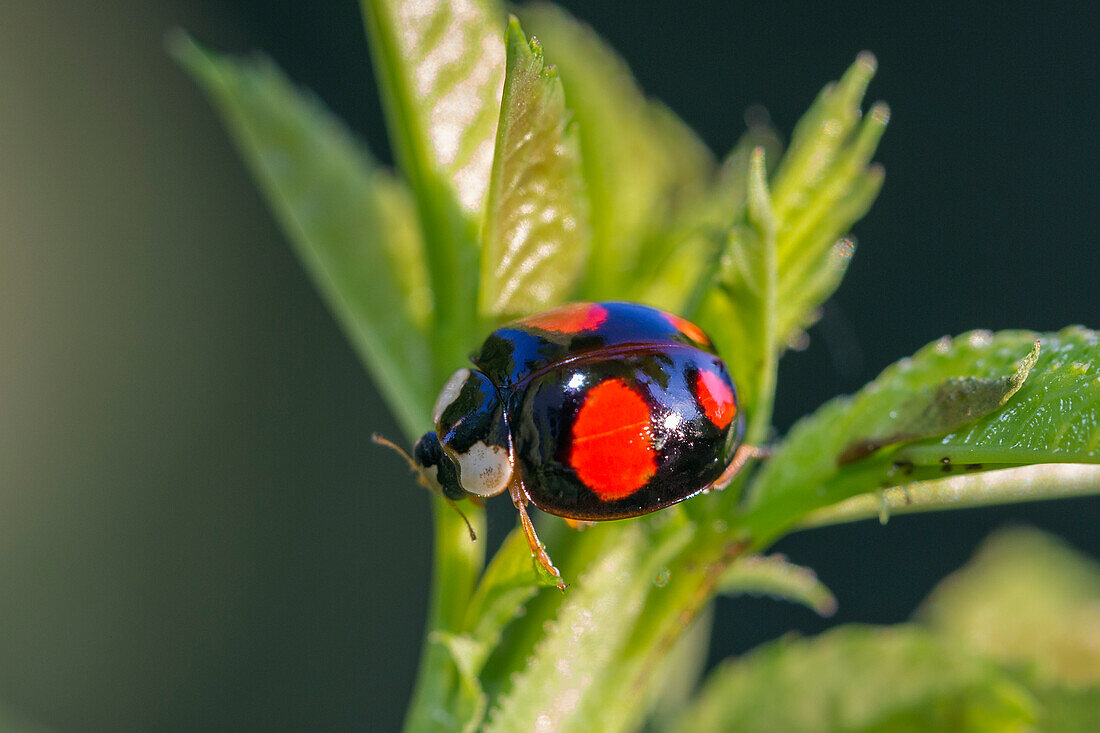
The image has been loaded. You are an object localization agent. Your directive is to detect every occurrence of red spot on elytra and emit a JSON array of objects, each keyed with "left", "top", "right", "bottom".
[
  {"left": 696, "top": 370, "right": 736, "bottom": 429},
  {"left": 665, "top": 311, "right": 711, "bottom": 346},
  {"left": 569, "top": 379, "right": 657, "bottom": 500},
  {"left": 524, "top": 302, "right": 608, "bottom": 334}
]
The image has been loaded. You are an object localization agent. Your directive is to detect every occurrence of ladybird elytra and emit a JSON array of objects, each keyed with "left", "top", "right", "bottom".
[
  {"left": 397, "top": 301, "right": 754, "bottom": 589},
  {"left": 568, "top": 378, "right": 658, "bottom": 500}
]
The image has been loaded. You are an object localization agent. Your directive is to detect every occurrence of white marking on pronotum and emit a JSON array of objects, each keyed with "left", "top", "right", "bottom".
[
  {"left": 454, "top": 441, "right": 513, "bottom": 498},
  {"left": 419, "top": 463, "right": 443, "bottom": 493},
  {"left": 433, "top": 368, "right": 471, "bottom": 424}
]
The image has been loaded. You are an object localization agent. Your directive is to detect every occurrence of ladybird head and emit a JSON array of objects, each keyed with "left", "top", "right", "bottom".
[
  {"left": 416, "top": 368, "right": 513, "bottom": 499},
  {"left": 412, "top": 431, "right": 465, "bottom": 500}
]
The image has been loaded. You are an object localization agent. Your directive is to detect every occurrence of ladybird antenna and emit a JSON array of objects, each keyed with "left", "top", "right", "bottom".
[
  {"left": 445, "top": 498, "right": 477, "bottom": 542},
  {"left": 371, "top": 433, "right": 418, "bottom": 472},
  {"left": 372, "top": 433, "right": 478, "bottom": 543}
]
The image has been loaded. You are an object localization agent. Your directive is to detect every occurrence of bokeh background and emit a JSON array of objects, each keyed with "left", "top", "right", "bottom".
[{"left": 2, "top": 1, "right": 1098, "bottom": 730}]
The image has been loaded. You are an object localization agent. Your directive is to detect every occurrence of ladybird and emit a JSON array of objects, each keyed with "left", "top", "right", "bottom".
[{"left": 380, "top": 301, "right": 757, "bottom": 589}]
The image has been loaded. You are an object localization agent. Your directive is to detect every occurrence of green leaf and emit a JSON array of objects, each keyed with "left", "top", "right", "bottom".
[
  {"left": 1030, "top": 685, "right": 1100, "bottom": 733},
  {"left": 838, "top": 339, "right": 1039, "bottom": 464},
  {"left": 888, "top": 329, "right": 1100, "bottom": 465},
  {"left": 170, "top": 34, "right": 434, "bottom": 436},
  {"left": 646, "top": 604, "right": 714, "bottom": 733},
  {"left": 698, "top": 148, "right": 779, "bottom": 434},
  {"left": 483, "top": 520, "right": 692, "bottom": 733},
  {"left": 914, "top": 527, "right": 1100, "bottom": 731},
  {"left": 429, "top": 631, "right": 490, "bottom": 733},
  {"left": 917, "top": 527, "right": 1100, "bottom": 687},
  {"left": 463, "top": 526, "right": 559, "bottom": 656},
  {"left": 686, "top": 56, "right": 884, "bottom": 437},
  {"left": 362, "top": 0, "right": 504, "bottom": 215},
  {"left": 700, "top": 55, "right": 886, "bottom": 380},
  {"left": 770, "top": 51, "right": 881, "bottom": 223},
  {"left": 773, "top": 99, "right": 886, "bottom": 351},
  {"left": 746, "top": 327, "right": 1100, "bottom": 540},
  {"left": 518, "top": 2, "right": 714, "bottom": 300},
  {"left": 676, "top": 625, "right": 1036, "bottom": 733},
  {"left": 635, "top": 119, "right": 782, "bottom": 316},
  {"left": 718, "top": 554, "right": 837, "bottom": 617},
  {"left": 482, "top": 525, "right": 649, "bottom": 733},
  {"left": 360, "top": 0, "right": 505, "bottom": 374},
  {"left": 422, "top": 529, "right": 568, "bottom": 733},
  {"left": 478, "top": 17, "right": 589, "bottom": 316}
]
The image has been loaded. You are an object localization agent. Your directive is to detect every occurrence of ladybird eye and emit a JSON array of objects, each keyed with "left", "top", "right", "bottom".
[{"left": 413, "top": 432, "right": 465, "bottom": 501}]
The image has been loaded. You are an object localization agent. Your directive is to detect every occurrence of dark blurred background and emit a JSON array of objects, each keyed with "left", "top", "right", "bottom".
[{"left": 1, "top": 1, "right": 1098, "bottom": 730}]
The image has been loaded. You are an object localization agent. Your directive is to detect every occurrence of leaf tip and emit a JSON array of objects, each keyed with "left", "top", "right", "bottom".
[
  {"left": 746, "top": 146, "right": 776, "bottom": 231},
  {"left": 505, "top": 14, "right": 540, "bottom": 60},
  {"left": 165, "top": 28, "right": 205, "bottom": 70},
  {"left": 1010, "top": 339, "right": 1042, "bottom": 391},
  {"left": 836, "top": 51, "right": 879, "bottom": 108},
  {"left": 166, "top": 29, "right": 229, "bottom": 92},
  {"left": 750, "top": 145, "right": 768, "bottom": 172},
  {"left": 869, "top": 101, "right": 891, "bottom": 126},
  {"left": 815, "top": 594, "right": 839, "bottom": 618},
  {"left": 855, "top": 50, "right": 878, "bottom": 75}
]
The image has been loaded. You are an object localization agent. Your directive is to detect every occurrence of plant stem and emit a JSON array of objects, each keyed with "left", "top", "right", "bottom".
[{"left": 402, "top": 498, "right": 487, "bottom": 733}]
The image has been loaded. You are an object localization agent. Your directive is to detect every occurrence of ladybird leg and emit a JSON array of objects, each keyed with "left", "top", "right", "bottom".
[
  {"left": 710, "top": 444, "right": 770, "bottom": 492},
  {"left": 563, "top": 518, "right": 595, "bottom": 531},
  {"left": 508, "top": 478, "right": 566, "bottom": 591}
]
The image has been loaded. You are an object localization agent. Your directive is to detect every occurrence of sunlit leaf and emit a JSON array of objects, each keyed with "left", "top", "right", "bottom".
[
  {"left": 771, "top": 51, "right": 880, "bottom": 222},
  {"left": 676, "top": 625, "right": 1035, "bottom": 733},
  {"left": 746, "top": 327, "right": 1100, "bottom": 540},
  {"left": 839, "top": 339, "right": 1039, "bottom": 464},
  {"left": 483, "top": 520, "right": 693, "bottom": 733},
  {"left": 719, "top": 554, "right": 837, "bottom": 617},
  {"left": 519, "top": 2, "right": 713, "bottom": 300},
  {"left": 361, "top": 0, "right": 504, "bottom": 218},
  {"left": 482, "top": 525, "right": 649, "bottom": 733},
  {"left": 361, "top": 0, "right": 505, "bottom": 374},
  {"left": 475, "top": 519, "right": 625, "bottom": 696},
  {"left": 478, "top": 17, "right": 589, "bottom": 316},
  {"left": 171, "top": 34, "right": 434, "bottom": 436}
]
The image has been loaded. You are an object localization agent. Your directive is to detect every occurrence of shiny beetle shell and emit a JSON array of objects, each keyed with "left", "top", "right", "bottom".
[{"left": 446, "top": 301, "right": 745, "bottom": 520}]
